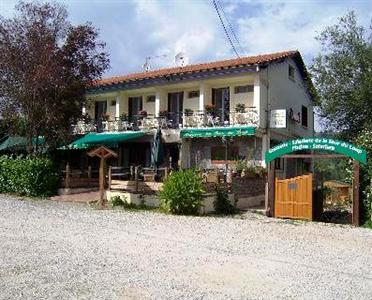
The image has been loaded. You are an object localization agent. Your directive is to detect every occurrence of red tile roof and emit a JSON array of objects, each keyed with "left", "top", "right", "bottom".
[{"left": 95, "top": 50, "right": 299, "bottom": 87}]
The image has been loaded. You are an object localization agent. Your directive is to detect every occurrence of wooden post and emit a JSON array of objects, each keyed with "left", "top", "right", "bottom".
[
  {"left": 215, "top": 167, "right": 219, "bottom": 184},
  {"left": 98, "top": 158, "right": 105, "bottom": 208},
  {"left": 130, "top": 165, "right": 134, "bottom": 180},
  {"left": 266, "top": 161, "right": 275, "bottom": 217},
  {"left": 165, "top": 167, "right": 169, "bottom": 180},
  {"left": 65, "top": 163, "right": 70, "bottom": 189},
  {"left": 108, "top": 166, "right": 112, "bottom": 191},
  {"left": 87, "top": 146, "right": 118, "bottom": 209},
  {"left": 135, "top": 166, "right": 139, "bottom": 193},
  {"left": 352, "top": 161, "right": 360, "bottom": 226},
  {"left": 88, "top": 165, "right": 92, "bottom": 178}
]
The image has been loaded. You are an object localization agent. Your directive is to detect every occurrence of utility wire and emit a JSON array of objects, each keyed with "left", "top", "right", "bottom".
[
  {"left": 216, "top": 0, "right": 245, "bottom": 56},
  {"left": 212, "top": 0, "right": 240, "bottom": 58}
]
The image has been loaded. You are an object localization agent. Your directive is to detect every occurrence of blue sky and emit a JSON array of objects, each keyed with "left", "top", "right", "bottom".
[{"left": 1, "top": 0, "right": 371, "bottom": 78}]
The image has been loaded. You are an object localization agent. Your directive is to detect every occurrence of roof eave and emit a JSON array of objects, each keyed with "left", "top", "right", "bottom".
[{"left": 86, "top": 64, "right": 258, "bottom": 95}]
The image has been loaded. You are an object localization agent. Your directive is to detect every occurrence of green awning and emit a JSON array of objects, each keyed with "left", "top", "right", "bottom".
[
  {"left": 0, "top": 136, "right": 45, "bottom": 151},
  {"left": 64, "top": 132, "right": 146, "bottom": 149},
  {"left": 180, "top": 126, "right": 256, "bottom": 138}
]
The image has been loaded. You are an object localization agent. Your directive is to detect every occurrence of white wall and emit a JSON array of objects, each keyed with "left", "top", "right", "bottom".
[
  {"left": 142, "top": 93, "right": 156, "bottom": 115},
  {"left": 183, "top": 88, "right": 201, "bottom": 112},
  {"left": 264, "top": 58, "right": 314, "bottom": 139},
  {"left": 229, "top": 85, "right": 254, "bottom": 112}
]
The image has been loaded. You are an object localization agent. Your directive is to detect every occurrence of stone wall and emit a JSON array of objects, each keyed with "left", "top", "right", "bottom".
[
  {"left": 232, "top": 176, "right": 266, "bottom": 209},
  {"left": 232, "top": 176, "right": 265, "bottom": 197}
]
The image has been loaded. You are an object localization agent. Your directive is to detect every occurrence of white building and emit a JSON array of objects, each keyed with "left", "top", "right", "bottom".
[{"left": 72, "top": 50, "right": 315, "bottom": 176}]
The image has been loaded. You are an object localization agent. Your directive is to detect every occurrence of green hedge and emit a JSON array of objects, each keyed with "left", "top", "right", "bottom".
[
  {"left": 158, "top": 169, "right": 204, "bottom": 215},
  {"left": 0, "top": 156, "right": 59, "bottom": 197}
]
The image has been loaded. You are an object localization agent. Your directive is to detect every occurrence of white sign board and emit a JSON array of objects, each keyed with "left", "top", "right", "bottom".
[{"left": 270, "top": 109, "right": 287, "bottom": 129}]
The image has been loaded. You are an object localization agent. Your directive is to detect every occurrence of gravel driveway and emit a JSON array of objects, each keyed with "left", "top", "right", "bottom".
[{"left": 0, "top": 194, "right": 371, "bottom": 299}]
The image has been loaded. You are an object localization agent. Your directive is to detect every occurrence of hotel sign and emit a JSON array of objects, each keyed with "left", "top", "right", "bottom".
[
  {"left": 270, "top": 109, "right": 287, "bottom": 129},
  {"left": 265, "top": 138, "right": 367, "bottom": 164}
]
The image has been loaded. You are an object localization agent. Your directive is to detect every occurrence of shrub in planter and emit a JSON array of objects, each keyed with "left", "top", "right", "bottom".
[
  {"left": 158, "top": 169, "right": 204, "bottom": 215},
  {"left": 213, "top": 185, "right": 237, "bottom": 214},
  {"left": 0, "top": 155, "right": 59, "bottom": 197}
]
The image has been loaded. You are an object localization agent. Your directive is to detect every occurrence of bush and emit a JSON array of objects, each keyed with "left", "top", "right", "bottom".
[
  {"left": 109, "top": 195, "right": 137, "bottom": 208},
  {"left": 213, "top": 185, "right": 237, "bottom": 214},
  {"left": 110, "top": 195, "right": 126, "bottom": 207},
  {"left": 158, "top": 169, "right": 204, "bottom": 215},
  {"left": 0, "top": 155, "right": 59, "bottom": 197}
]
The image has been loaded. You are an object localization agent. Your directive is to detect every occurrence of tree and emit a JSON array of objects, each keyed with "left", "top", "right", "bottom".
[
  {"left": 310, "top": 11, "right": 372, "bottom": 138},
  {"left": 0, "top": 1, "right": 109, "bottom": 153},
  {"left": 355, "top": 127, "right": 372, "bottom": 224}
]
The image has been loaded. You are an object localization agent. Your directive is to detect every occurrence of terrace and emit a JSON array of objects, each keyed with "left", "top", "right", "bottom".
[{"left": 72, "top": 107, "right": 259, "bottom": 134}]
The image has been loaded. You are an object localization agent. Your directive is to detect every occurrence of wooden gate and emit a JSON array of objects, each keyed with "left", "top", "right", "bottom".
[{"left": 275, "top": 174, "right": 313, "bottom": 220}]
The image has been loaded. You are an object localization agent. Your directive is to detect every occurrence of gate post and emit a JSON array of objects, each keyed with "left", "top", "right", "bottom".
[
  {"left": 352, "top": 161, "right": 360, "bottom": 226},
  {"left": 266, "top": 161, "right": 275, "bottom": 217}
]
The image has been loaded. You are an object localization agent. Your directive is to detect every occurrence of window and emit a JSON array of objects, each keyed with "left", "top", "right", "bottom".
[
  {"left": 301, "top": 105, "right": 308, "bottom": 127},
  {"left": 110, "top": 100, "right": 116, "bottom": 106},
  {"left": 188, "top": 90, "right": 199, "bottom": 98},
  {"left": 94, "top": 101, "right": 107, "bottom": 120},
  {"left": 274, "top": 158, "right": 284, "bottom": 170},
  {"left": 234, "top": 85, "right": 253, "bottom": 94},
  {"left": 147, "top": 95, "right": 155, "bottom": 102},
  {"left": 211, "top": 146, "right": 239, "bottom": 162},
  {"left": 128, "top": 96, "right": 143, "bottom": 116},
  {"left": 288, "top": 65, "right": 295, "bottom": 80}
]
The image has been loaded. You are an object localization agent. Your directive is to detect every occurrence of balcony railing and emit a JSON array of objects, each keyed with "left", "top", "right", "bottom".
[
  {"left": 72, "top": 108, "right": 259, "bottom": 134},
  {"left": 183, "top": 107, "right": 259, "bottom": 128}
]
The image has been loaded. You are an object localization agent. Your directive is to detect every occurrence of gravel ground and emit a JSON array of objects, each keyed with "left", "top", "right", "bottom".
[{"left": 0, "top": 194, "right": 372, "bottom": 300}]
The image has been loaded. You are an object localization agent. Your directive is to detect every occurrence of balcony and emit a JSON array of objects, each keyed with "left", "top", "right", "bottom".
[
  {"left": 72, "top": 107, "right": 259, "bottom": 135},
  {"left": 72, "top": 114, "right": 173, "bottom": 134},
  {"left": 183, "top": 107, "right": 259, "bottom": 128}
]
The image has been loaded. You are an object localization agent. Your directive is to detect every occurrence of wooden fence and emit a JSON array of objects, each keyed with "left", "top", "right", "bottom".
[
  {"left": 108, "top": 166, "right": 169, "bottom": 193},
  {"left": 62, "top": 164, "right": 99, "bottom": 189},
  {"left": 275, "top": 174, "right": 313, "bottom": 220}
]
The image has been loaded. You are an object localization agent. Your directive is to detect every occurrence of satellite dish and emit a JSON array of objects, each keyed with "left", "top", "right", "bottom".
[
  {"left": 143, "top": 61, "right": 151, "bottom": 72},
  {"left": 175, "top": 52, "right": 188, "bottom": 67},
  {"left": 143, "top": 57, "right": 151, "bottom": 72}
]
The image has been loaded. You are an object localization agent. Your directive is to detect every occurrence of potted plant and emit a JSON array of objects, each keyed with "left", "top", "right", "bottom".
[
  {"left": 80, "top": 114, "right": 92, "bottom": 123},
  {"left": 101, "top": 113, "right": 110, "bottom": 121},
  {"left": 205, "top": 104, "right": 217, "bottom": 115},
  {"left": 235, "top": 103, "right": 246, "bottom": 113},
  {"left": 184, "top": 108, "right": 193, "bottom": 116},
  {"left": 119, "top": 113, "right": 128, "bottom": 121},
  {"left": 138, "top": 110, "right": 147, "bottom": 118},
  {"left": 234, "top": 159, "right": 247, "bottom": 177},
  {"left": 159, "top": 110, "right": 168, "bottom": 117}
]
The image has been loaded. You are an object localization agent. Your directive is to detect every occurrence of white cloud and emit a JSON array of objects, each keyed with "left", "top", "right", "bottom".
[
  {"left": 129, "top": 0, "right": 227, "bottom": 70},
  {"left": 235, "top": 0, "right": 371, "bottom": 63},
  {"left": 1, "top": 0, "right": 370, "bottom": 76}
]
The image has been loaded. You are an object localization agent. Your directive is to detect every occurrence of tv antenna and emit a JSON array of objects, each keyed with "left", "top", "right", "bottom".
[
  {"left": 175, "top": 52, "right": 188, "bottom": 67},
  {"left": 143, "top": 54, "right": 168, "bottom": 71}
]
